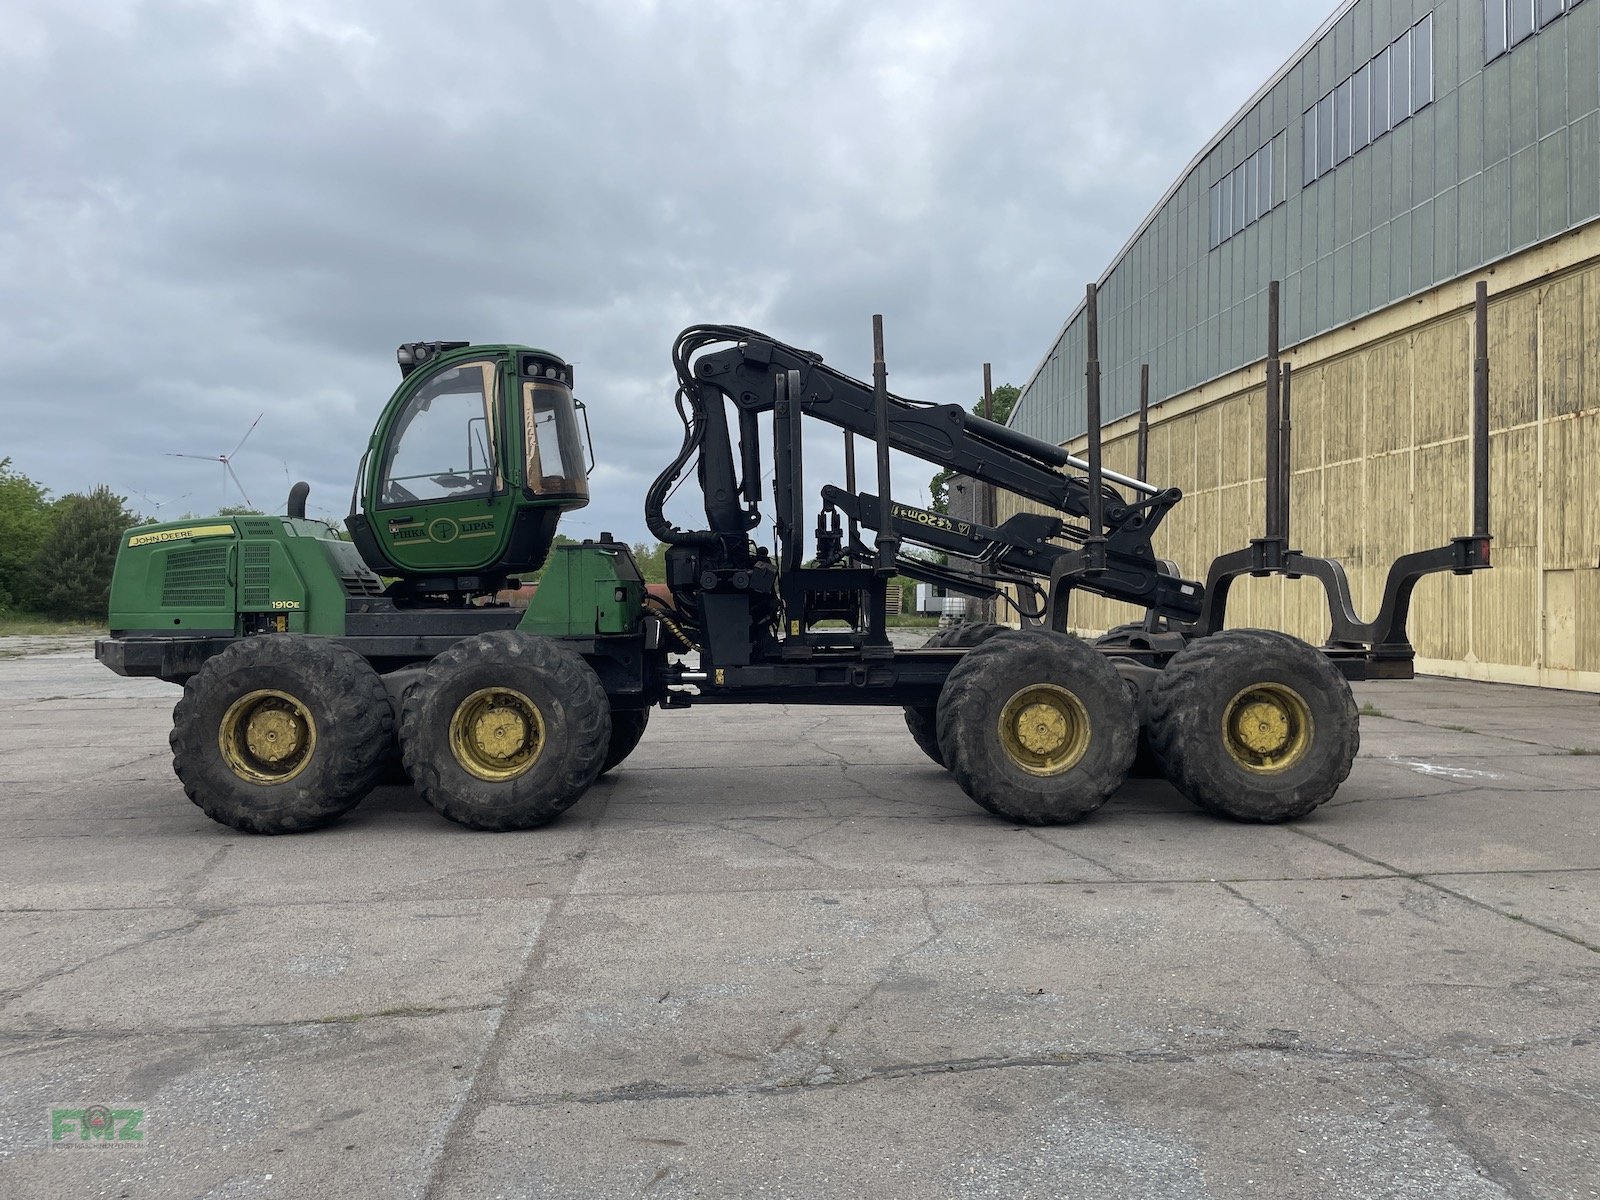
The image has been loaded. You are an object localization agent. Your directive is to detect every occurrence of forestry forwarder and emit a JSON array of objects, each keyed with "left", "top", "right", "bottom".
[{"left": 96, "top": 282, "right": 1494, "bottom": 833}]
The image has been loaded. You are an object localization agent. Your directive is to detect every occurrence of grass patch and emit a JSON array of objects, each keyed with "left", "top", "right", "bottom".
[
  {"left": 0, "top": 614, "right": 104, "bottom": 638},
  {"left": 1358, "top": 701, "right": 1386, "bottom": 718},
  {"left": 1442, "top": 724, "right": 1476, "bottom": 734},
  {"left": 1570, "top": 747, "right": 1598, "bottom": 756}
]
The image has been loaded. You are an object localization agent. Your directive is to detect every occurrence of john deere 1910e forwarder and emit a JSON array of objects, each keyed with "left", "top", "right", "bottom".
[{"left": 96, "top": 281, "right": 1495, "bottom": 834}]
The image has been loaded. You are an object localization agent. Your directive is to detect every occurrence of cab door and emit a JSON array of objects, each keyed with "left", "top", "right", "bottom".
[{"left": 368, "top": 355, "right": 514, "bottom": 575}]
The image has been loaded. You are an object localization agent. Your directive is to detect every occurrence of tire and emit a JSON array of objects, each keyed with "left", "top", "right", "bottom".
[
  {"left": 600, "top": 708, "right": 649, "bottom": 775},
  {"left": 375, "top": 667, "right": 427, "bottom": 786},
  {"left": 400, "top": 631, "right": 610, "bottom": 831},
  {"left": 1145, "top": 628, "right": 1359, "bottom": 822},
  {"left": 170, "top": 635, "right": 392, "bottom": 834},
  {"left": 1092, "top": 622, "right": 1174, "bottom": 779},
  {"left": 935, "top": 630, "right": 1137, "bottom": 824},
  {"left": 904, "top": 623, "right": 1008, "bottom": 767}
]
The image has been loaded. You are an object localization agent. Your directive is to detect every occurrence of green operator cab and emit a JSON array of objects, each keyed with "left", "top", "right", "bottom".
[{"left": 345, "top": 341, "right": 592, "bottom": 595}]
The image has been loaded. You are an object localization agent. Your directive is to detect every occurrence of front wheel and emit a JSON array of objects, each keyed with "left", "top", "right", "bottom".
[
  {"left": 935, "top": 630, "right": 1137, "bottom": 824},
  {"left": 1145, "top": 629, "right": 1359, "bottom": 822},
  {"left": 170, "top": 635, "right": 393, "bottom": 833},
  {"left": 401, "top": 631, "right": 610, "bottom": 831}
]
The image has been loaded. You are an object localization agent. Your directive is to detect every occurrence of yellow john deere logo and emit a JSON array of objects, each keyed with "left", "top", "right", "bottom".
[{"left": 127, "top": 524, "right": 233, "bottom": 549}]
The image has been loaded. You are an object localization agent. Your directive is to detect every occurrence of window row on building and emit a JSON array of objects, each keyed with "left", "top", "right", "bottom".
[
  {"left": 1485, "top": 0, "right": 1586, "bottom": 60},
  {"left": 1208, "top": 131, "right": 1288, "bottom": 249},
  {"left": 1302, "top": 13, "right": 1434, "bottom": 188}
]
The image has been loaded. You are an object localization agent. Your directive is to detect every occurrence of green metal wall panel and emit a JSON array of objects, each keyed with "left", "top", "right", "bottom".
[
  {"left": 1536, "top": 24, "right": 1567, "bottom": 138},
  {"left": 1573, "top": 112, "right": 1600, "bottom": 223},
  {"left": 1436, "top": 184, "right": 1461, "bottom": 280},
  {"left": 1509, "top": 46, "right": 1538, "bottom": 152},
  {"left": 1541, "top": 129, "right": 1571, "bottom": 236},
  {"left": 1458, "top": 72, "right": 1484, "bottom": 175},
  {"left": 1511, "top": 145, "right": 1540, "bottom": 247},
  {"left": 1009, "top": 0, "right": 1600, "bottom": 446}
]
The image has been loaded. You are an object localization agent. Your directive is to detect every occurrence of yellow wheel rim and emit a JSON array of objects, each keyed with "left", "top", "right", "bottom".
[
  {"left": 997, "top": 683, "right": 1091, "bottom": 776},
  {"left": 218, "top": 689, "right": 317, "bottom": 784},
  {"left": 1221, "top": 682, "right": 1314, "bottom": 773},
  {"left": 448, "top": 687, "right": 546, "bottom": 782}
]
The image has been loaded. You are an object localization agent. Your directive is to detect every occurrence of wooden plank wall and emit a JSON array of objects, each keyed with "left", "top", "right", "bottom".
[{"left": 998, "top": 243, "right": 1600, "bottom": 691}]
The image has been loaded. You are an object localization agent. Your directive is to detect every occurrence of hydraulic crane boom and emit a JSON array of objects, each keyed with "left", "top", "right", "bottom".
[{"left": 645, "top": 324, "right": 1203, "bottom": 651}]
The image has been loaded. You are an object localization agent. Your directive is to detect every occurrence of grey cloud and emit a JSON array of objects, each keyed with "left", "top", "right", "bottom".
[{"left": 3, "top": 0, "right": 1327, "bottom": 540}]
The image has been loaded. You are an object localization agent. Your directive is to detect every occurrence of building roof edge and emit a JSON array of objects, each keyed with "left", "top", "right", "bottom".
[{"left": 1008, "top": 0, "right": 1359, "bottom": 428}]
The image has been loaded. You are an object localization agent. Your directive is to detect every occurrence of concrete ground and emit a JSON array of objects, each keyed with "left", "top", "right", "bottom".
[{"left": 1, "top": 639, "right": 1597, "bottom": 1200}]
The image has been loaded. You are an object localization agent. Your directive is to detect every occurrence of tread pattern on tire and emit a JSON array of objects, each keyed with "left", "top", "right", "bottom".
[
  {"left": 1145, "top": 628, "right": 1359, "bottom": 822},
  {"left": 935, "top": 629, "right": 1136, "bottom": 824},
  {"left": 1092, "top": 622, "right": 1180, "bottom": 780},
  {"left": 400, "top": 630, "right": 610, "bottom": 831},
  {"left": 904, "top": 623, "right": 1008, "bottom": 768},
  {"left": 170, "top": 635, "right": 393, "bottom": 834}
]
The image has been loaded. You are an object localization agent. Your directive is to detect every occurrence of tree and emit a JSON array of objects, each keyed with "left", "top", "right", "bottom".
[
  {"left": 630, "top": 542, "right": 667, "bottom": 584},
  {"left": 0, "top": 459, "right": 55, "bottom": 611},
  {"left": 928, "top": 384, "right": 1020, "bottom": 514},
  {"left": 27, "top": 486, "right": 139, "bottom": 621}
]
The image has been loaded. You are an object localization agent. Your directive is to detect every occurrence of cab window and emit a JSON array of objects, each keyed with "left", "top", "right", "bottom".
[
  {"left": 379, "top": 361, "right": 499, "bottom": 507},
  {"left": 522, "top": 381, "right": 588, "bottom": 500}
]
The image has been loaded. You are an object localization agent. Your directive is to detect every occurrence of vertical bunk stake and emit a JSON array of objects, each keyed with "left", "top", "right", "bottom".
[
  {"left": 1084, "top": 283, "right": 1105, "bottom": 547},
  {"left": 1136, "top": 363, "right": 1150, "bottom": 482},
  {"left": 777, "top": 371, "right": 805, "bottom": 575},
  {"left": 980, "top": 362, "right": 995, "bottom": 619},
  {"left": 871, "top": 315, "right": 899, "bottom": 574},
  {"left": 842, "top": 431, "right": 858, "bottom": 549},
  {"left": 1473, "top": 281, "right": 1490, "bottom": 540},
  {"left": 979, "top": 360, "right": 992, "bottom": 528},
  {"left": 1264, "top": 280, "right": 1282, "bottom": 542},
  {"left": 1280, "top": 361, "right": 1293, "bottom": 542}
]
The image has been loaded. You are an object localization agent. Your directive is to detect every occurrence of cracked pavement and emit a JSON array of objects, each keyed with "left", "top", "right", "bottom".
[{"left": 1, "top": 642, "right": 1598, "bottom": 1198}]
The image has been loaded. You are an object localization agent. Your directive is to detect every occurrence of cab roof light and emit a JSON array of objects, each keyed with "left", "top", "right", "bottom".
[{"left": 397, "top": 340, "right": 470, "bottom": 378}]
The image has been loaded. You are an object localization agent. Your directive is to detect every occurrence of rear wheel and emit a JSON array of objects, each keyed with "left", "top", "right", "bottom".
[
  {"left": 170, "top": 635, "right": 392, "bottom": 834},
  {"left": 904, "top": 623, "right": 1008, "bottom": 767},
  {"left": 1145, "top": 629, "right": 1359, "bottom": 822},
  {"left": 935, "top": 630, "right": 1137, "bottom": 824},
  {"left": 401, "top": 631, "right": 609, "bottom": 831},
  {"left": 600, "top": 708, "right": 650, "bottom": 775}
]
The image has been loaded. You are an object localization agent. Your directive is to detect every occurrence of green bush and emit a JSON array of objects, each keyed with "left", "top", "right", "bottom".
[
  {"left": 0, "top": 458, "right": 54, "bottom": 612},
  {"left": 27, "top": 486, "right": 139, "bottom": 621}
]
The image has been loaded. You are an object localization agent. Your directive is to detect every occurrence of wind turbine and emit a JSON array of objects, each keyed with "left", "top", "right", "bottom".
[
  {"left": 167, "top": 413, "right": 264, "bottom": 509},
  {"left": 134, "top": 488, "right": 194, "bottom": 519}
]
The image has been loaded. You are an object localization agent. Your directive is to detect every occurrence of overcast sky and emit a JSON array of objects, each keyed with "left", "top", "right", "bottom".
[{"left": 3, "top": 0, "right": 1330, "bottom": 543}]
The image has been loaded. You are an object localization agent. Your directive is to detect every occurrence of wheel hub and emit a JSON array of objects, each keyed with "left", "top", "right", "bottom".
[
  {"left": 1015, "top": 702, "right": 1069, "bottom": 756},
  {"left": 470, "top": 705, "right": 529, "bottom": 759},
  {"left": 1221, "top": 683, "right": 1313, "bottom": 772},
  {"left": 449, "top": 688, "right": 545, "bottom": 781},
  {"left": 245, "top": 708, "right": 303, "bottom": 763},
  {"left": 997, "top": 684, "right": 1090, "bottom": 776},
  {"left": 219, "top": 690, "right": 317, "bottom": 784}
]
